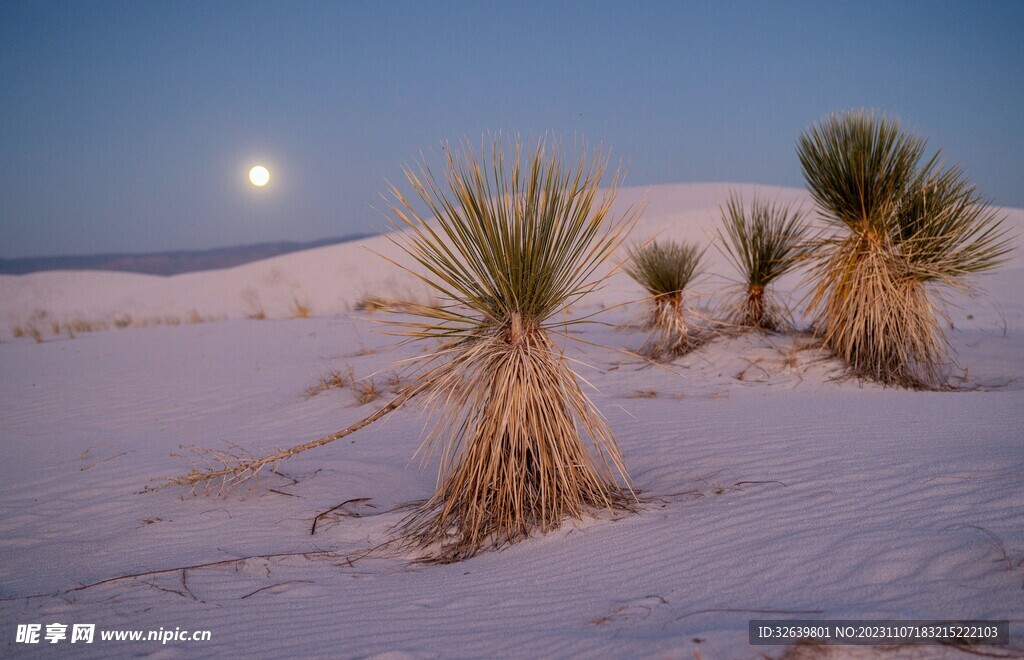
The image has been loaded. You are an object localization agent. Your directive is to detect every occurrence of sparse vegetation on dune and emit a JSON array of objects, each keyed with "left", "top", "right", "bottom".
[
  {"left": 303, "top": 366, "right": 388, "bottom": 406},
  {"left": 6, "top": 309, "right": 224, "bottom": 342},
  {"left": 353, "top": 295, "right": 391, "bottom": 312},
  {"left": 715, "top": 191, "right": 808, "bottom": 331},
  {"left": 290, "top": 296, "right": 313, "bottom": 318},
  {"left": 797, "top": 110, "right": 1011, "bottom": 388},
  {"left": 624, "top": 239, "right": 706, "bottom": 358},
  {"left": 382, "top": 136, "right": 642, "bottom": 561},
  {"left": 304, "top": 367, "right": 354, "bottom": 399},
  {"left": 241, "top": 288, "right": 267, "bottom": 320},
  {"left": 353, "top": 286, "right": 440, "bottom": 314}
]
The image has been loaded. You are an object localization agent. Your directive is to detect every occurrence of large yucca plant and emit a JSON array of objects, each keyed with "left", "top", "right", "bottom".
[
  {"left": 383, "top": 136, "right": 641, "bottom": 562},
  {"left": 623, "top": 239, "right": 705, "bottom": 357},
  {"left": 797, "top": 110, "right": 1011, "bottom": 388},
  {"left": 715, "top": 192, "right": 808, "bottom": 330},
  {"left": 161, "top": 139, "right": 639, "bottom": 561}
]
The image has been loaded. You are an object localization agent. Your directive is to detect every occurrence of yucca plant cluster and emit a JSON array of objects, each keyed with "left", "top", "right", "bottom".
[
  {"left": 384, "top": 137, "right": 640, "bottom": 562},
  {"left": 164, "top": 115, "right": 1012, "bottom": 564},
  {"left": 715, "top": 193, "right": 807, "bottom": 331},
  {"left": 797, "top": 111, "right": 1009, "bottom": 388},
  {"left": 623, "top": 240, "right": 705, "bottom": 357}
]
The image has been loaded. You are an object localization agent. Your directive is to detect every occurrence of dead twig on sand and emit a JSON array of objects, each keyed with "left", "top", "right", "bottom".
[
  {"left": 677, "top": 607, "right": 823, "bottom": 621},
  {"left": 311, "top": 497, "right": 374, "bottom": 535},
  {"left": 0, "top": 550, "right": 340, "bottom": 603},
  {"left": 239, "top": 580, "right": 315, "bottom": 600},
  {"left": 160, "top": 385, "right": 426, "bottom": 496}
]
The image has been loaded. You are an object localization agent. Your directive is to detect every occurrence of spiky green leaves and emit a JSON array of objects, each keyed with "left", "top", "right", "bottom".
[
  {"left": 384, "top": 136, "right": 639, "bottom": 561},
  {"left": 624, "top": 240, "right": 704, "bottom": 301},
  {"left": 894, "top": 166, "right": 1011, "bottom": 279},
  {"left": 798, "top": 112, "right": 926, "bottom": 233},
  {"left": 624, "top": 239, "right": 705, "bottom": 357},
  {"left": 716, "top": 192, "right": 807, "bottom": 330},
  {"left": 386, "top": 138, "right": 636, "bottom": 338},
  {"left": 798, "top": 110, "right": 1011, "bottom": 387}
]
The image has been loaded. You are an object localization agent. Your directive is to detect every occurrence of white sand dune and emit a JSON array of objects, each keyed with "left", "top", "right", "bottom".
[
  {"left": 4, "top": 182, "right": 1020, "bottom": 329},
  {"left": 1, "top": 183, "right": 1021, "bottom": 658}
]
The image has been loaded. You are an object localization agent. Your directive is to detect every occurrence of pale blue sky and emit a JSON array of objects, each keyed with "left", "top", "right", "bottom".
[{"left": 1, "top": 0, "right": 1021, "bottom": 258}]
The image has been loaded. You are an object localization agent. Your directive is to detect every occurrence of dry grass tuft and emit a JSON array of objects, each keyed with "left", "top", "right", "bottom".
[
  {"left": 290, "top": 296, "right": 313, "bottom": 318},
  {"left": 381, "top": 135, "right": 642, "bottom": 562},
  {"left": 355, "top": 293, "right": 437, "bottom": 315},
  {"left": 623, "top": 239, "right": 706, "bottom": 358},
  {"left": 353, "top": 296, "right": 391, "bottom": 312},
  {"left": 798, "top": 110, "right": 1011, "bottom": 388},
  {"left": 353, "top": 378, "right": 381, "bottom": 405},
  {"left": 304, "top": 367, "right": 354, "bottom": 399},
  {"left": 241, "top": 289, "right": 267, "bottom": 320},
  {"left": 715, "top": 191, "right": 808, "bottom": 331},
  {"left": 385, "top": 371, "right": 409, "bottom": 394}
]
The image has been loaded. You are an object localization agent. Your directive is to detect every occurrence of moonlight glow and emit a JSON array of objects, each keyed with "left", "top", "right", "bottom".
[{"left": 248, "top": 165, "right": 270, "bottom": 187}]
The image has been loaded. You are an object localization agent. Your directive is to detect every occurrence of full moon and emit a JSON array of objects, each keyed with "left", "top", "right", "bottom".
[{"left": 248, "top": 165, "right": 270, "bottom": 187}]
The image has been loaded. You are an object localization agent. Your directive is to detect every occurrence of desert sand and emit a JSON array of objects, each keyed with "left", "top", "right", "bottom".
[{"left": 1, "top": 183, "right": 1021, "bottom": 658}]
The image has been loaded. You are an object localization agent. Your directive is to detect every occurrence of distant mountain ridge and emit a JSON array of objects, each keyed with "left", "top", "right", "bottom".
[{"left": 0, "top": 234, "right": 375, "bottom": 276}]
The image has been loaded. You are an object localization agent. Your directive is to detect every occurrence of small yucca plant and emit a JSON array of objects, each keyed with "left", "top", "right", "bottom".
[
  {"left": 797, "top": 110, "right": 1011, "bottom": 388},
  {"left": 715, "top": 192, "right": 808, "bottom": 330},
  {"left": 383, "top": 136, "right": 641, "bottom": 562},
  {"left": 623, "top": 239, "right": 705, "bottom": 357}
]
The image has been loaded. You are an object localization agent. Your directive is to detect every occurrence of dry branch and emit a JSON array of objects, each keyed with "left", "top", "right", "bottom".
[
  {"left": 0, "top": 550, "right": 340, "bottom": 603},
  {"left": 162, "top": 385, "right": 424, "bottom": 496}
]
